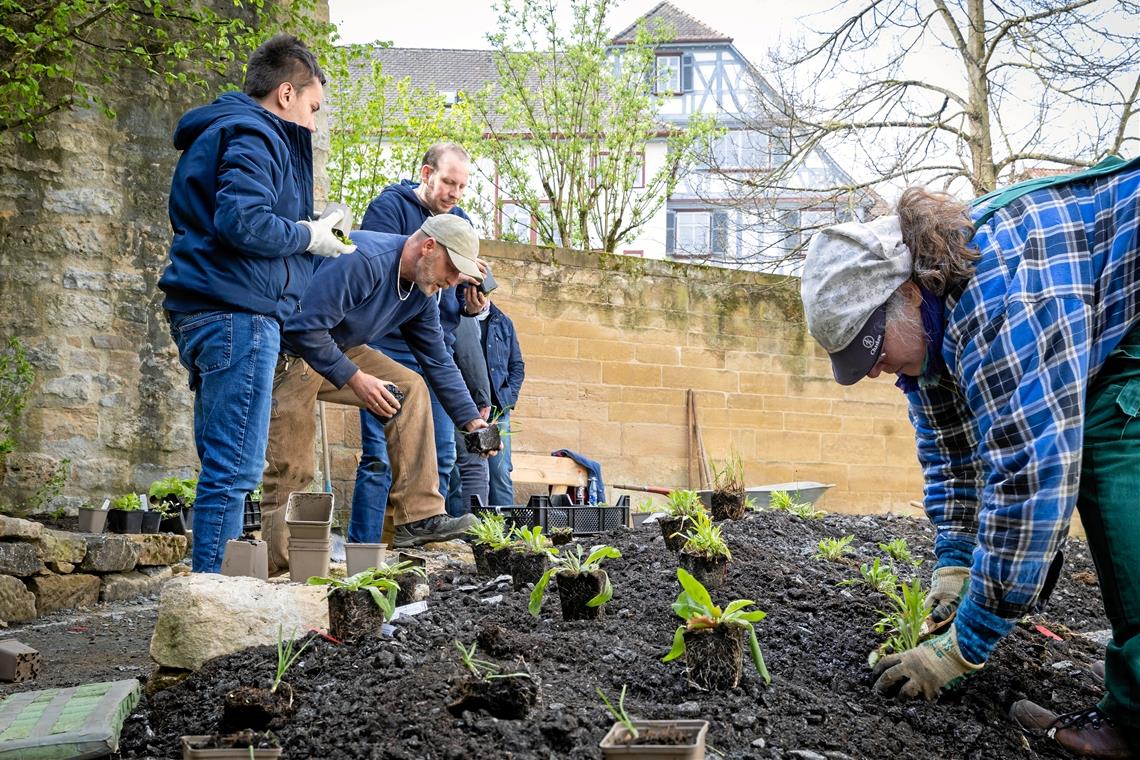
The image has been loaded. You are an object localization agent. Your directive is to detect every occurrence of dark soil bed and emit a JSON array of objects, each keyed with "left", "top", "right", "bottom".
[{"left": 119, "top": 509, "right": 1109, "bottom": 759}]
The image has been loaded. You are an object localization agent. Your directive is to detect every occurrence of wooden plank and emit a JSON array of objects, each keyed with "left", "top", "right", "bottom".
[{"left": 511, "top": 453, "right": 588, "bottom": 487}]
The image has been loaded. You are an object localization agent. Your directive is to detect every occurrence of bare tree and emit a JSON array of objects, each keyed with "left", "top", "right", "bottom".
[{"left": 698, "top": 0, "right": 1139, "bottom": 271}]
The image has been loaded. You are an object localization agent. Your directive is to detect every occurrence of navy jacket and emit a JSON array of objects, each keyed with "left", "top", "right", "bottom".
[
  {"left": 281, "top": 231, "right": 479, "bottom": 427},
  {"left": 361, "top": 181, "right": 471, "bottom": 353},
  {"left": 484, "top": 303, "right": 524, "bottom": 411},
  {"left": 159, "top": 91, "right": 316, "bottom": 324}
]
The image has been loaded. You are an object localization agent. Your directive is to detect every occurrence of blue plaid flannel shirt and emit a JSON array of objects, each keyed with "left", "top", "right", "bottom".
[{"left": 908, "top": 166, "right": 1140, "bottom": 660}]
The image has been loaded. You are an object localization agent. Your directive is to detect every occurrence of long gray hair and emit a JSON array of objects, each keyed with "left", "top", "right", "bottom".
[{"left": 897, "top": 188, "right": 978, "bottom": 296}]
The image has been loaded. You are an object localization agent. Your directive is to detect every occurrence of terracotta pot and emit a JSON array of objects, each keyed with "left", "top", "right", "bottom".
[
  {"left": 599, "top": 719, "right": 709, "bottom": 758},
  {"left": 555, "top": 570, "right": 607, "bottom": 621}
]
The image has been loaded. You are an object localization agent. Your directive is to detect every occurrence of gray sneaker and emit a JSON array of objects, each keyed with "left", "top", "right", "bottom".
[{"left": 393, "top": 513, "right": 476, "bottom": 547}]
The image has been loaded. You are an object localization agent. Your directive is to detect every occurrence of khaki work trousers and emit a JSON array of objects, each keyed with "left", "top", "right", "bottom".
[{"left": 261, "top": 345, "right": 444, "bottom": 573}]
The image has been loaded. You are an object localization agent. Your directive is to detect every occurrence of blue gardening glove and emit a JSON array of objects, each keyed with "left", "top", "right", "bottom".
[
  {"left": 925, "top": 566, "right": 970, "bottom": 625},
  {"left": 871, "top": 625, "right": 983, "bottom": 701},
  {"left": 300, "top": 208, "right": 356, "bottom": 258}
]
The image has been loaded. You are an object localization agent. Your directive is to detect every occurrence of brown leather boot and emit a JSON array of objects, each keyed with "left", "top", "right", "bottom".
[{"left": 1011, "top": 700, "right": 1140, "bottom": 759}]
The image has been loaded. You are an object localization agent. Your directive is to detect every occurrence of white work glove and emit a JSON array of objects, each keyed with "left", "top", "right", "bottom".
[{"left": 299, "top": 209, "right": 356, "bottom": 258}]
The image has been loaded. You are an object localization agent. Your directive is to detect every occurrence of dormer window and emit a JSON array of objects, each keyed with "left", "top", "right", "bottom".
[
  {"left": 655, "top": 54, "right": 682, "bottom": 95},
  {"left": 439, "top": 90, "right": 459, "bottom": 106}
]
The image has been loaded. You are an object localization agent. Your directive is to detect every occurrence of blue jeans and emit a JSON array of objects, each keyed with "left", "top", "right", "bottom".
[
  {"left": 349, "top": 346, "right": 457, "bottom": 542},
  {"left": 167, "top": 310, "right": 278, "bottom": 573},
  {"left": 487, "top": 411, "right": 514, "bottom": 506},
  {"left": 451, "top": 424, "right": 489, "bottom": 515}
]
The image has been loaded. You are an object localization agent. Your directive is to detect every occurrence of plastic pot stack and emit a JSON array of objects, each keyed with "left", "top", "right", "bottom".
[{"left": 285, "top": 492, "right": 333, "bottom": 582}]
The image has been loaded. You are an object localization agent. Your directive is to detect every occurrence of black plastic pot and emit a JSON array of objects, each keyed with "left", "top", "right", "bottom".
[
  {"left": 243, "top": 495, "right": 262, "bottom": 533},
  {"left": 159, "top": 512, "right": 187, "bottom": 536},
  {"left": 140, "top": 511, "right": 162, "bottom": 534},
  {"left": 464, "top": 425, "right": 502, "bottom": 455},
  {"left": 106, "top": 509, "right": 144, "bottom": 534}
]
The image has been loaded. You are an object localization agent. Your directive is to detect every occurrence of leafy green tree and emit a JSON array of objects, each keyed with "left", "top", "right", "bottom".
[
  {"left": 0, "top": 0, "right": 334, "bottom": 140},
  {"left": 477, "top": 0, "right": 718, "bottom": 252}
]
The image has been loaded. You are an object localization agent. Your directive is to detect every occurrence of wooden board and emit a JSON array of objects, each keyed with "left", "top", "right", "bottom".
[{"left": 511, "top": 453, "right": 589, "bottom": 488}]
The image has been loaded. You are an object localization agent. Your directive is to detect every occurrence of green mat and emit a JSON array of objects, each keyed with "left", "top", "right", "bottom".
[{"left": 0, "top": 679, "right": 140, "bottom": 760}]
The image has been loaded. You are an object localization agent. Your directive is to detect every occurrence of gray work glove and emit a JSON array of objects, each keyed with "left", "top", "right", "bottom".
[
  {"left": 924, "top": 566, "right": 970, "bottom": 625},
  {"left": 872, "top": 625, "right": 983, "bottom": 701},
  {"left": 300, "top": 208, "right": 356, "bottom": 258}
]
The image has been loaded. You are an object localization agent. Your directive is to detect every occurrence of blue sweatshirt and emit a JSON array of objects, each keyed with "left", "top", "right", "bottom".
[
  {"left": 159, "top": 91, "right": 317, "bottom": 324},
  {"left": 281, "top": 231, "right": 480, "bottom": 427},
  {"left": 361, "top": 180, "right": 471, "bottom": 352}
]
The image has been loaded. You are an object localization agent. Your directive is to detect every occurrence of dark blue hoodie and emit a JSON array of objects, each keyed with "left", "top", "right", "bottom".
[
  {"left": 361, "top": 180, "right": 471, "bottom": 353},
  {"left": 159, "top": 91, "right": 317, "bottom": 324}
]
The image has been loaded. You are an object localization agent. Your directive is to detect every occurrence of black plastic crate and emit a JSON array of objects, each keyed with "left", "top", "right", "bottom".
[{"left": 473, "top": 494, "right": 629, "bottom": 536}]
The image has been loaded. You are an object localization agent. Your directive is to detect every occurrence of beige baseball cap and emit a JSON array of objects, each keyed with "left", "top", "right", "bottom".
[{"left": 421, "top": 214, "right": 483, "bottom": 283}]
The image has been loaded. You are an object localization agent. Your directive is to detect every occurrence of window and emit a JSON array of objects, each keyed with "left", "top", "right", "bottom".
[
  {"left": 655, "top": 54, "right": 681, "bottom": 94},
  {"left": 500, "top": 202, "right": 532, "bottom": 244},
  {"left": 710, "top": 130, "right": 787, "bottom": 169},
  {"left": 668, "top": 210, "right": 729, "bottom": 257},
  {"left": 676, "top": 211, "right": 710, "bottom": 253}
]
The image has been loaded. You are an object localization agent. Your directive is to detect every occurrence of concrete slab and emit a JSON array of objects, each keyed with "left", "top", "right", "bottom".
[{"left": 0, "top": 678, "right": 139, "bottom": 759}]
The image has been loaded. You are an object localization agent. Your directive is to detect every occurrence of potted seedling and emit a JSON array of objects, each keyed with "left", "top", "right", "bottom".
[
  {"left": 466, "top": 513, "right": 512, "bottom": 577},
  {"left": 447, "top": 639, "right": 537, "bottom": 720},
  {"left": 464, "top": 406, "right": 511, "bottom": 455},
  {"left": 368, "top": 559, "right": 428, "bottom": 606},
  {"left": 548, "top": 526, "right": 574, "bottom": 546},
  {"left": 78, "top": 500, "right": 109, "bottom": 533},
  {"left": 678, "top": 511, "right": 731, "bottom": 591},
  {"left": 106, "top": 494, "right": 144, "bottom": 534},
  {"left": 709, "top": 450, "right": 745, "bottom": 520},
  {"left": 631, "top": 499, "right": 660, "bottom": 529},
  {"left": 663, "top": 568, "right": 771, "bottom": 691},
  {"left": 181, "top": 730, "right": 282, "bottom": 759},
  {"left": 508, "top": 525, "right": 558, "bottom": 591},
  {"left": 149, "top": 475, "right": 196, "bottom": 534},
  {"left": 308, "top": 569, "right": 400, "bottom": 641},
  {"left": 659, "top": 490, "right": 705, "bottom": 553},
  {"left": 597, "top": 684, "right": 709, "bottom": 758},
  {"left": 528, "top": 544, "right": 621, "bottom": 621},
  {"left": 219, "top": 626, "right": 313, "bottom": 733}
]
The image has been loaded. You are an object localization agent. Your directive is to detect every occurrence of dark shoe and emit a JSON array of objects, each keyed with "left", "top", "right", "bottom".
[
  {"left": 1012, "top": 700, "right": 1140, "bottom": 759},
  {"left": 393, "top": 513, "right": 476, "bottom": 547}
]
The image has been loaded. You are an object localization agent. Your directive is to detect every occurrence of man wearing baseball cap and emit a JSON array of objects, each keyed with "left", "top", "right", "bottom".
[
  {"left": 259, "top": 214, "right": 497, "bottom": 572},
  {"left": 801, "top": 158, "right": 1140, "bottom": 759}
]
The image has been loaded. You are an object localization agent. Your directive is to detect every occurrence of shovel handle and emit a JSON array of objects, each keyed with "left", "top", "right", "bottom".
[{"left": 611, "top": 483, "right": 675, "bottom": 497}]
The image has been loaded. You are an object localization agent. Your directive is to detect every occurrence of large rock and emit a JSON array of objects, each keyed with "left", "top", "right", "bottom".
[
  {"left": 150, "top": 574, "right": 329, "bottom": 670},
  {"left": 35, "top": 528, "right": 87, "bottom": 564},
  {"left": 0, "top": 542, "right": 41, "bottom": 576},
  {"left": 100, "top": 566, "right": 173, "bottom": 603},
  {"left": 78, "top": 535, "right": 138, "bottom": 573},
  {"left": 0, "top": 575, "right": 36, "bottom": 623},
  {"left": 124, "top": 534, "right": 187, "bottom": 566},
  {"left": 0, "top": 516, "right": 42, "bottom": 539},
  {"left": 27, "top": 573, "right": 100, "bottom": 614}
]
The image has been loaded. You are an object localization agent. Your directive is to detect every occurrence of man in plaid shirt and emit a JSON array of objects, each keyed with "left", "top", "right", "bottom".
[{"left": 801, "top": 161, "right": 1140, "bottom": 759}]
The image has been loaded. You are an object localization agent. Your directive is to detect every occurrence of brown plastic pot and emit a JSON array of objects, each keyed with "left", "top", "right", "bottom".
[
  {"left": 285, "top": 492, "right": 333, "bottom": 541},
  {"left": 556, "top": 570, "right": 607, "bottom": 621},
  {"left": 77, "top": 507, "right": 108, "bottom": 533},
  {"left": 328, "top": 588, "right": 388, "bottom": 641},
  {"left": 181, "top": 734, "right": 282, "bottom": 759},
  {"left": 221, "top": 539, "right": 268, "bottom": 581},
  {"left": 683, "top": 626, "right": 744, "bottom": 691},
  {"left": 344, "top": 543, "right": 386, "bottom": 576},
  {"left": 678, "top": 551, "right": 728, "bottom": 591},
  {"left": 288, "top": 538, "right": 330, "bottom": 582},
  {"left": 599, "top": 719, "right": 709, "bottom": 758}
]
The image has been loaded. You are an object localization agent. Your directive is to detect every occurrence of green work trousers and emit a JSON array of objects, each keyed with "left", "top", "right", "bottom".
[{"left": 1080, "top": 323, "right": 1140, "bottom": 727}]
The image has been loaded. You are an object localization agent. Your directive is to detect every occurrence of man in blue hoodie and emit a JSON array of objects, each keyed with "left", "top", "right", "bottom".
[
  {"left": 261, "top": 215, "right": 494, "bottom": 570},
  {"left": 351, "top": 143, "right": 490, "bottom": 542},
  {"left": 159, "top": 34, "right": 355, "bottom": 573}
]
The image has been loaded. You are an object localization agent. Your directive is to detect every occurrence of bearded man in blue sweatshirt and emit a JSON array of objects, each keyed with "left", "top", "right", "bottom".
[
  {"left": 260, "top": 215, "right": 495, "bottom": 573},
  {"left": 159, "top": 35, "right": 354, "bottom": 573},
  {"left": 351, "top": 143, "right": 491, "bottom": 541}
]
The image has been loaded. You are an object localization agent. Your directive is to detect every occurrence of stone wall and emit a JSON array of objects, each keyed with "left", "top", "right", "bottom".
[{"left": 321, "top": 240, "right": 925, "bottom": 517}]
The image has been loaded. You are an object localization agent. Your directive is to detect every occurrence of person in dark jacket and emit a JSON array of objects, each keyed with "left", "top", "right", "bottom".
[
  {"left": 481, "top": 301, "right": 525, "bottom": 506},
  {"left": 261, "top": 215, "right": 495, "bottom": 570},
  {"left": 450, "top": 314, "right": 491, "bottom": 514},
  {"left": 159, "top": 34, "right": 354, "bottom": 573},
  {"left": 350, "top": 143, "right": 489, "bottom": 542}
]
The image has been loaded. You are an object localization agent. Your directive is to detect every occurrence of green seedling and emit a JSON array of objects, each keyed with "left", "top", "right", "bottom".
[
  {"left": 814, "top": 535, "right": 855, "bottom": 561},
  {"left": 597, "top": 685, "right": 638, "bottom": 740},
  {"left": 466, "top": 513, "right": 510, "bottom": 549},
  {"left": 663, "top": 489, "right": 705, "bottom": 520},
  {"left": 148, "top": 475, "right": 197, "bottom": 513},
  {"left": 663, "top": 568, "right": 771, "bottom": 684},
  {"left": 839, "top": 557, "right": 899, "bottom": 595},
  {"left": 307, "top": 569, "right": 401, "bottom": 620},
  {"left": 110, "top": 493, "right": 141, "bottom": 511},
  {"left": 369, "top": 559, "right": 428, "bottom": 582},
  {"left": 271, "top": 626, "right": 313, "bottom": 693},
  {"left": 789, "top": 501, "right": 825, "bottom": 519},
  {"left": 744, "top": 495, "right": 761, "bottom": 512},
  {"left": 454, "top": 639, "right": 532, "bottom": 681},
  {"left": 869, "top": 577, "right": 930, "bottom": 667},
  {"left": 712, "top": 449, "right": 745, "bottom": 493},
  {"left": 769, "top": 489, "right": 820, "bottom": 517},
  {"left": 529, "top": 544, "right": 622, "bottom": 616},
  {"left": 680, "top": 510, "right": 732, "bottom": 561},
  {"left": 512, "top": 525, "right": 558, "bottom": 557},
  {"left": 879, "top": 538, "right": 921, "bottom": 568}
]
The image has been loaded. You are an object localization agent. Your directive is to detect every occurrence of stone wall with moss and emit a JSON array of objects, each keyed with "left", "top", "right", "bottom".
[{"left": 322, "top": 240, "right": 924, "bottom": 517}]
